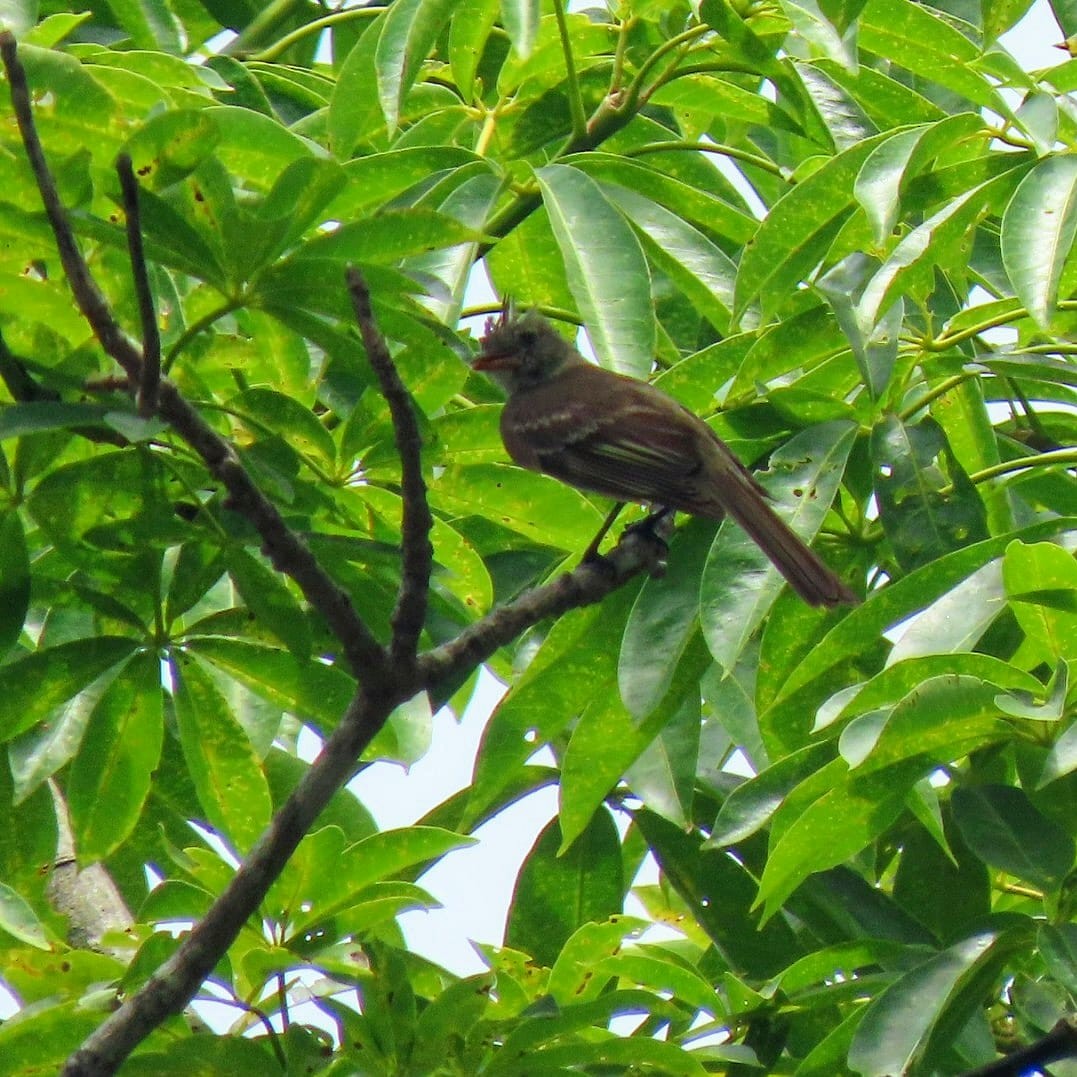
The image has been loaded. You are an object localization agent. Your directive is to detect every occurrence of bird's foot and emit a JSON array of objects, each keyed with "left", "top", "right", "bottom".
[{"left": 621, "top": 508, "right": 674, "bottom": 578}]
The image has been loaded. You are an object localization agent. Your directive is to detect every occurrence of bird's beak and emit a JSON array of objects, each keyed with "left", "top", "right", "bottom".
[{"left": 472, "top": 350, "right": 518, "bottom": 371}]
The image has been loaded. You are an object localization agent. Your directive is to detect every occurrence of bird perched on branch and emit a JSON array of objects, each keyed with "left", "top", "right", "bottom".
[{"left": 474, "top": 311, "right": 857, "bottom": 608}]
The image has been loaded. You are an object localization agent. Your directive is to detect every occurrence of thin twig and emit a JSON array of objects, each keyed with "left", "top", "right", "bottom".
[
  {"left": 347, "top": 267, "right": 433, "bottom": 667},
  {"left": 116, "top": 154, "right": 160, "bottom": 415},
  {"left": 0, "top": 32, "right": 143, "bottom": 380}
]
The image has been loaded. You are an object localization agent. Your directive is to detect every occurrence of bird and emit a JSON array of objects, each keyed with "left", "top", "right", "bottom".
[{"left": 473, "top": 310, "right": 858, "bottom": 607}]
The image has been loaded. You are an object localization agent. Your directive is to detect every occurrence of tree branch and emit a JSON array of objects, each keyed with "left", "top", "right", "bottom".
[
  {"left": 0, "top": 32, "right": 385, "bottom": 678},
  {"left": 347, "top": 267, "right": 433, "bottom": 668},
  {"left": 0, "top": 32, "right": 142, "bottom": 381},
  {"left": 3, "top": 27, "right": 671, "bottom": 1077},
  {"left": 62, "top": 514, "right": 670, "bottom": 1075},
  {"left": 418, "top": 519, "right": 672, "bottom": 691},
  {"left": 959, "top": 1017, "right": 1077, "bottom": 1077},
  {"left": 62, "top": 683, "right": 408, "bottom": 1077},
  {"left": 116, "top": 154, "right": 160, "bottom": 415}
]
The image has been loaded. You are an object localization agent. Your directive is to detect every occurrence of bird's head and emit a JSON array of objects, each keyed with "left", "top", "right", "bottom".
[{"left": 474, "top": 310, "right": 581, "bottom": 394}]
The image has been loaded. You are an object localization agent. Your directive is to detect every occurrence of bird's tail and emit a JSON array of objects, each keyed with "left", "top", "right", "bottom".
[{"left": 703, "top": 445, "right": 858, "bottom": 607}]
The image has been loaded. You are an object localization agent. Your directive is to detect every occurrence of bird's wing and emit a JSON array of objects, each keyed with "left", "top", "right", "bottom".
[{"left": 528, "top": 387, "right": 723, "bottom": 512}]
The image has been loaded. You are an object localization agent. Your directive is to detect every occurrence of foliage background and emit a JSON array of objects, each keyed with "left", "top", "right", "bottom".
[{"left": 1, "top": 0, "right": 1077, "bottom": 1072}]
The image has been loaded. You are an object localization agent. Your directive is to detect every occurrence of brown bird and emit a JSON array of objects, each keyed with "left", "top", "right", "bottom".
[{"left": 474, "top": 311, "right": 857, "bottom": 607}]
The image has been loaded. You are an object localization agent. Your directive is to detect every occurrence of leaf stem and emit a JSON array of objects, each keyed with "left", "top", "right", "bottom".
[
  {"left": 553, "top": 0, "right": 588, "bottom": 140},
  {"left": 626, "top": 138, "right": 785, "bottom": 178},
  {"left": 163, "top": 299, "right": 245, "bottom": 373},
  {"left": 250, "top": 6, "right": 381, "bottom": 62},
  {"left": 897, "top": 372, "right": 977, "bottom": 420},
  {"left": 968, "top": 447, "right": 1077, "bottom": 486}
]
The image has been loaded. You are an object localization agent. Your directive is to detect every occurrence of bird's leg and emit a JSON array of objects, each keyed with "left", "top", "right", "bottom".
[
  {"left": 624, "top": 505, "right": 675, "bottom": 543},
  {"left": 581, "top": 502, "right": 625, "bottom": 563},
  {"left": 620, "top": 507, "right": 675, "bottom": 578}
]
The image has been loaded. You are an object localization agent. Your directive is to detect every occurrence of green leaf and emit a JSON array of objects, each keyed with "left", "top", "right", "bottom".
[
  {"left": 853, "top": 114, "right": 987, "bottom": 245},
  {"left": 597, "top": 951, "right": 723, "bottom": 1017},
  {"left": 224, "top": 547, "right": 312, "bottom": 660},
  {"left": 561, "top": 647, "right": 706, "bottom": 844},
  {"left": 635, "top": 808, "right": 802, "bottom": 979},
  {"left": 754, "top": 758, "right": 926, "bottom": 920},
  {"left": 984, "top": 0, "right": 1036, "bottom": 42},
  {"left": 275, "top": 825, "right": 472, "bottom": 935},
  {"left": 839, "top": 675, "right": 1010, "bottom": 773},
  {"left": 734, "top": 134, "right": 889, "bottom": 320},
  {"left": 329, "top": 11, "right": 386, "bottom": 156},
  {"left": 847, "top": 931, "right": 1002, "bottom": 1076},
  {"left": 952, "top": 784, "right": 1075, "bottom": 891},
  {"left": 466, "top": 604, "right": 616, "bottom": 823},
  {"left": 506, "top": 812, "right": 624, "bottom": 968},
  {"left": 1003, "top": 540, "right": 1077, "bottom": 663},
  {"left": 772, "top": 517, "right": 1077, "bottom": 707},
  {"left": 0, "top": 881, "right": 49, "bottom": 949},
  {"left": 893, "top": 818, "right": 990, "bottom": 942},
  {"left": 27, "top": 449, "right": 184, "bottom": 554},
  {"left": 0, "top": 510, "right": 29, "bottom": 658},
  {"left": 500, "top": 0, "right": 540, "bottom": 57},
  {"left": 0, "top": 1001, "right": 103, "bottom": 1069},
  {"left": 709, "top": 741, "right": 834, "bottom": 847},
  {"left": 0, "top": 636, "right": 138, "bottom": 743},
  {"left": 206, "top": 105, "right": 315, "bottom": 188},
  {"left": 448, "top": 0, "right": 500, "bottom": 100},
  {"left": 282, "top": 208, "right": 478, "bottom": 266},
  {"left": 619, "top": 518, "right": 715, "bottom": 720},
  {"left": 170, "top": 652, "right": 273, "bottom": 853},
  {"left": 375, "top": 0, "right": 458, "bottom": 132},
  {"left": 67, "top": 650, "right": 163, "bottom": 862},
  {"left": 700, "top": 421, "right": 856, "bottom": 670},
  {"left": 1039, "top": 718, "right": 1077, "bottom": 788},
  {"left": 624, "top": 692, "right": 702, "bottom": 829},
  {"left": 572, "top": 151, "right": 757, "bottom": 247},
  {"left": 601, "top": 183, "right": 736, "bottom": 334},
  {"left": 430, "top": 462, "right": 604, "bottom": 550},
  {"left": 857, "top": 175, "right": 1014, "bottom": 329},
  {"left": 871, "top": 415, "right": 989, "bottom": 573},
  {"left": 1038, "top": 922, "right": 1077, "bottom": 993},
  {"left": 994, "top": 659, "right": 1068, "bottom": 721},
  {"left": 815, "top": 653, "right": 1042, "bottom": 732},
  {"left": 404, "top": 171, "right": 501, "bottom": 324},
  {"left": 858, "top": 0, "right": 1006, "bottom": 111},
  {"left": 186, "top": 636, "right": 354, "bottom": 728},
  {"left": 122, "top": 109, "right": 220, "bottom": 192},
  {"left": 536, "top": 164, "right": 656, "bottom": 378}
]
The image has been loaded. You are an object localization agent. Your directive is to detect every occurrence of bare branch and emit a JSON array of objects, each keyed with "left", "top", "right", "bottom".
[
  {"left": 0, "top": 32, "right": 142, "bottom": 380},
  {"left": 116, "top": 154, "right": 160, "bottom": 415},
  {"left": 418, "top": 517, "right": 672, "bottom": 691},
  {"left": 347, "top": 267, "right": 433, "bottom": 667},
  {"left": 958, "top": 1017, "right": 1077, "bottom": 1077}
]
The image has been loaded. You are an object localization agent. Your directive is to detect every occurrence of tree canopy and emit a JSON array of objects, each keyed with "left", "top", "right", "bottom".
[{"left": 1, "top": 0, "right": 1076, "bottom": 1073}]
